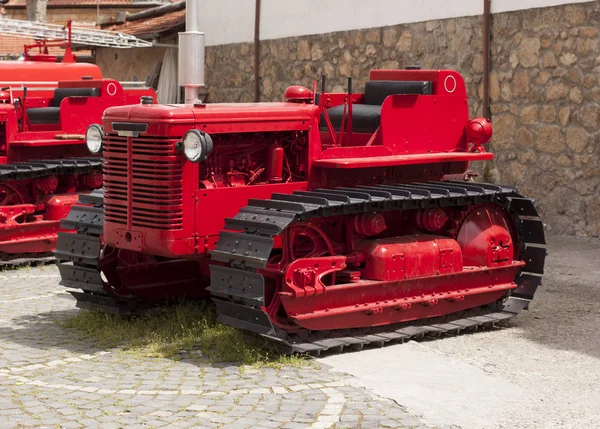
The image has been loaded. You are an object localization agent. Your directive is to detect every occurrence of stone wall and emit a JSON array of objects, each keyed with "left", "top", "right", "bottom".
[
  {"left": 204, "top": 1, "right": 600, "bottom": 236},
  {"left": 96, "top": 47, "right": 167, "bottom": 83}
]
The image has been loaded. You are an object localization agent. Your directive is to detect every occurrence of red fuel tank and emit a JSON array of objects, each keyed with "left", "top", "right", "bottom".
[
  {"left": 356, "top": 235, "right": 463, "bottom": 281},
  {"left": 0, "top": 61, "right": 102, "bottom": 85}
]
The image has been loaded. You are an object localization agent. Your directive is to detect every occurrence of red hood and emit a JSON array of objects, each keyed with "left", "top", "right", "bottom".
[
  {"left": 103, "top": 101, "right": 319, "bottom": 128},
  {"left": 103, "top": 103, "right": 196, "bottom": 127}
]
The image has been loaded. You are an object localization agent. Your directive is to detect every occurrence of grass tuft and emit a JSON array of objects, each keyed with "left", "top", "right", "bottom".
[{"left": 61, "top": 301, "right": 309, "bottom": 367}]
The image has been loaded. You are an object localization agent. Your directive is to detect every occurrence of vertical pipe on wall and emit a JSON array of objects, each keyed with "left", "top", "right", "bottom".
[
  {"left": 482, "top": 0, "right": 491, "bottom": 119},
  {"left": 254, "top": 0, "right": 261, "bottom": 102}
]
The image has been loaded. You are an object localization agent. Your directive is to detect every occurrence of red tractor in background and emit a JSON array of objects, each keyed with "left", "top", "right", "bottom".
[
  {"left": 56, "top": 68, "right": 546, "bottom": 353},
  {"left": 0, "top": 78, "right": 155, "bottom": 263},
  {"left": 0, "top": 38, "right": 103, "bottom": 110},
  {"left": 0, "top": 19, "right": 155, "bottom": 264}
]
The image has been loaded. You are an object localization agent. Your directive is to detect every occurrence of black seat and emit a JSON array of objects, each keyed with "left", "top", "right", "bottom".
[
  {"left": 323, "top": 80, "right": 432, "bottom": 133},
  {"left": 27, "top": 87, "right": 99, "bottom": 125},
  {"left": 324, "top": 104, "right": 382, "bottom": 133}
]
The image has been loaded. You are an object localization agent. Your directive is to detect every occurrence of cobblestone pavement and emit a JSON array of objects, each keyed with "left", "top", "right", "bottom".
[{"left": 0, "top": 265, "right": 437, "bottom": 429}]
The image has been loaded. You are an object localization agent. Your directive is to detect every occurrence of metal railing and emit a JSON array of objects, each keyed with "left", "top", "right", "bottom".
[{"left": 0, "top": 18, "right": 152, "bottom": 49}]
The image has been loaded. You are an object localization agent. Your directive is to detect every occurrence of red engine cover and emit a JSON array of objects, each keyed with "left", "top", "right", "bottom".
[{"left": 356, "top": 235, "right": 463, "bottom": 281}]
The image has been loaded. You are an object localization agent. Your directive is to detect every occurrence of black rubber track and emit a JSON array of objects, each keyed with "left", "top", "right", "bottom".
[
  {"left": 55, "top": 189, "right": 156, "bottom": 315},
  {"left": 56, "top": 182, "right": 546, "bottom": 355},
  {"left": 208, "top": 181, "right": 547, "bottom": 354},
  {"left": 0, "top": 157, "right": 101, "bottom": 181},
  {"left": 54, "top": 190, "right": 118, "bottom": 312}
]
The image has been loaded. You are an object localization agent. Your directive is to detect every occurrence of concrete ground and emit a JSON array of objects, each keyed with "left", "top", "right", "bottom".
[
  {"left": 320, "top": 236, "right": 600, "bottom": 429},
  {"left": 0, "top": 235, "right": 597, "bottom": 428}
]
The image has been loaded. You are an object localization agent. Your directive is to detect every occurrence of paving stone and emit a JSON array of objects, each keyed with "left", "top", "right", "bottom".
[
  {"left": 0, "top": 264, "right": 430, "bottom": 428},
  {"left": 340, "top": 414, "right": 360, "bottom": 422}
]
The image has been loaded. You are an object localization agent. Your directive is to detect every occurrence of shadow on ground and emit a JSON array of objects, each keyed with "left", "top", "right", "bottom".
[
  {"left": 0, "top": 304, "right": 276, "bottom": 369},
  {"left": 506, "top": 235, "right": 600, "bottom": 359},
  {"left": 0, "top": 307, "right": 109, "bottom": 357}
]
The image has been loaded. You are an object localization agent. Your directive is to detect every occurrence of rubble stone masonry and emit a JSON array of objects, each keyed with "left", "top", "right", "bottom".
[{"left": 204, "top": 1, "right": 600, "bottom": 236}]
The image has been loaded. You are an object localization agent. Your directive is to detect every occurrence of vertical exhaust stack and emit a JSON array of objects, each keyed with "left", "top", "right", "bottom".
[{"left": 178, "top": 0, "right": 205, "bottom": 104}]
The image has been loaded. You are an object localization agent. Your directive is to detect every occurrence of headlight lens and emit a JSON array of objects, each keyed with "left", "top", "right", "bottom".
[
  {"left": 86, "top": 124, "right": 103, "bottom": 154},
  {"left": 182, "top": 130, "right": 213, "bottom": 163}
]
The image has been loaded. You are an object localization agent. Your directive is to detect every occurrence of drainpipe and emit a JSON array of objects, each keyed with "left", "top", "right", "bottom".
[
  {"left": 178, "top": 0, "right": 205, "bottom": 104},
  {"left": 482, "top": 0, "right": 491, "bottom": 119},
  {"left": 254, "top": 0, "right": 261, "bottom": 102}
]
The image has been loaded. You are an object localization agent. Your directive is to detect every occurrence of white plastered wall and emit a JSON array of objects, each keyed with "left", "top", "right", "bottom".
[{"left": 196, "top": 0, "right": 595, "bottom": 46}]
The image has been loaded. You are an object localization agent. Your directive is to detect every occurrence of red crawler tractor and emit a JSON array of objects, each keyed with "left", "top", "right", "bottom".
[
  {"left": 56, "top": 0, "right": 545, "bottom": 352},
  {"left": 56, "top": 67, "right": 546, "bottom": 352},
  {"left": 0, "top": 78, "right": 155, "bottom": 262}
]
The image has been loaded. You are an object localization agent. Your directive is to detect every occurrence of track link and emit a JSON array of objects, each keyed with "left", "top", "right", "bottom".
[
  {"left": 209, "top": 181, "right": 547, "bottom": 354},
  {"left": 55, "top": 190, "right": 155, "bottom": 315},
  {"left": 55, "top": 189, "right": 105, "bottom": 308}
]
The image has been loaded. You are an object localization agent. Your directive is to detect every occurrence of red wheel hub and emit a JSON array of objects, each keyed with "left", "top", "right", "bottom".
[
  {"left": 456, "top": 205, "right": 516, "bottom": 267},
  {"left": 0, "top": 183, "right": 24, "bottom": 206}
]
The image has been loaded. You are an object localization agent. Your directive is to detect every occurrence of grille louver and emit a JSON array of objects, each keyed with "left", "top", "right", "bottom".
[{"left": 103, "top": 134, "right": 184, "bottom": 230}]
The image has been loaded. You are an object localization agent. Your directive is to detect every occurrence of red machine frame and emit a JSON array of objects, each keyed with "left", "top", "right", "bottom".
[{"left": 0, "top": 78, "right": 155, "bottom": 258}]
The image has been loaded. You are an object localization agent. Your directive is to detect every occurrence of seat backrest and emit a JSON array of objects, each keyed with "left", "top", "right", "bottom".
[
  {"left": 52, "top": 87, "right": 99, "bottom": 107},
  {"left": 363, "top": 80, "right": 432, "bottom": 105}
]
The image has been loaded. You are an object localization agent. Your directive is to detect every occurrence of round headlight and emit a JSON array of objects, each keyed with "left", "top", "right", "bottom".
[
  {"left": 182, "top": 130, "right": 213, "bottom": 163},
  {"left": 86, "top": 124, "right": 103, "bottom": 155}
]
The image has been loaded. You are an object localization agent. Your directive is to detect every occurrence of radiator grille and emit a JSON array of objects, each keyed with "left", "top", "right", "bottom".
[{"left": 103, "top": 134, "right": 184, "bottom": 230}]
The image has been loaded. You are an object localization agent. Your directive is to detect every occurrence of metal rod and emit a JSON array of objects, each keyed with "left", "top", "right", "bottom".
[
  {"left": 254, "top": 0, "right": 261, "bottom": 102},
  {"left": 347, "top": 76, "right": 353, "bottom": 146},
  {"left": 319, "top": 74, "right": 337, "bottom": 145},
  {"left": 185, "top": 87, "right": 198, "bottom": 104},
  {"left": 482, "top": 0, "right": 491, "bottom": 119},
  {"left": 186, "top": 0, "right": 200, "bottom": 32}
]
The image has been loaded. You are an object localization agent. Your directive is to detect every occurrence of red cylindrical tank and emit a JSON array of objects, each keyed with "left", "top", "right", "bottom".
[
  {"left": 0, "top": 61, "right": 102, "bottom": 85},
  {"left": 466, "top": 117, "right": 493, "bottom": 145},
  {"left": 266, "top": 145, "right": 284, "bottom": 182}
]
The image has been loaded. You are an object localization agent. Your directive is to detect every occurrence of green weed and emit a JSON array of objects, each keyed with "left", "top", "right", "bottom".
[{"left": 61, "top": 301, "right": 310, "bottom": 367}]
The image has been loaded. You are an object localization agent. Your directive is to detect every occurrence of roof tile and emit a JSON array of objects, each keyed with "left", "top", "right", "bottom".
[{"left": 106, "top": 8, "right": 184, "bottom": 37}]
